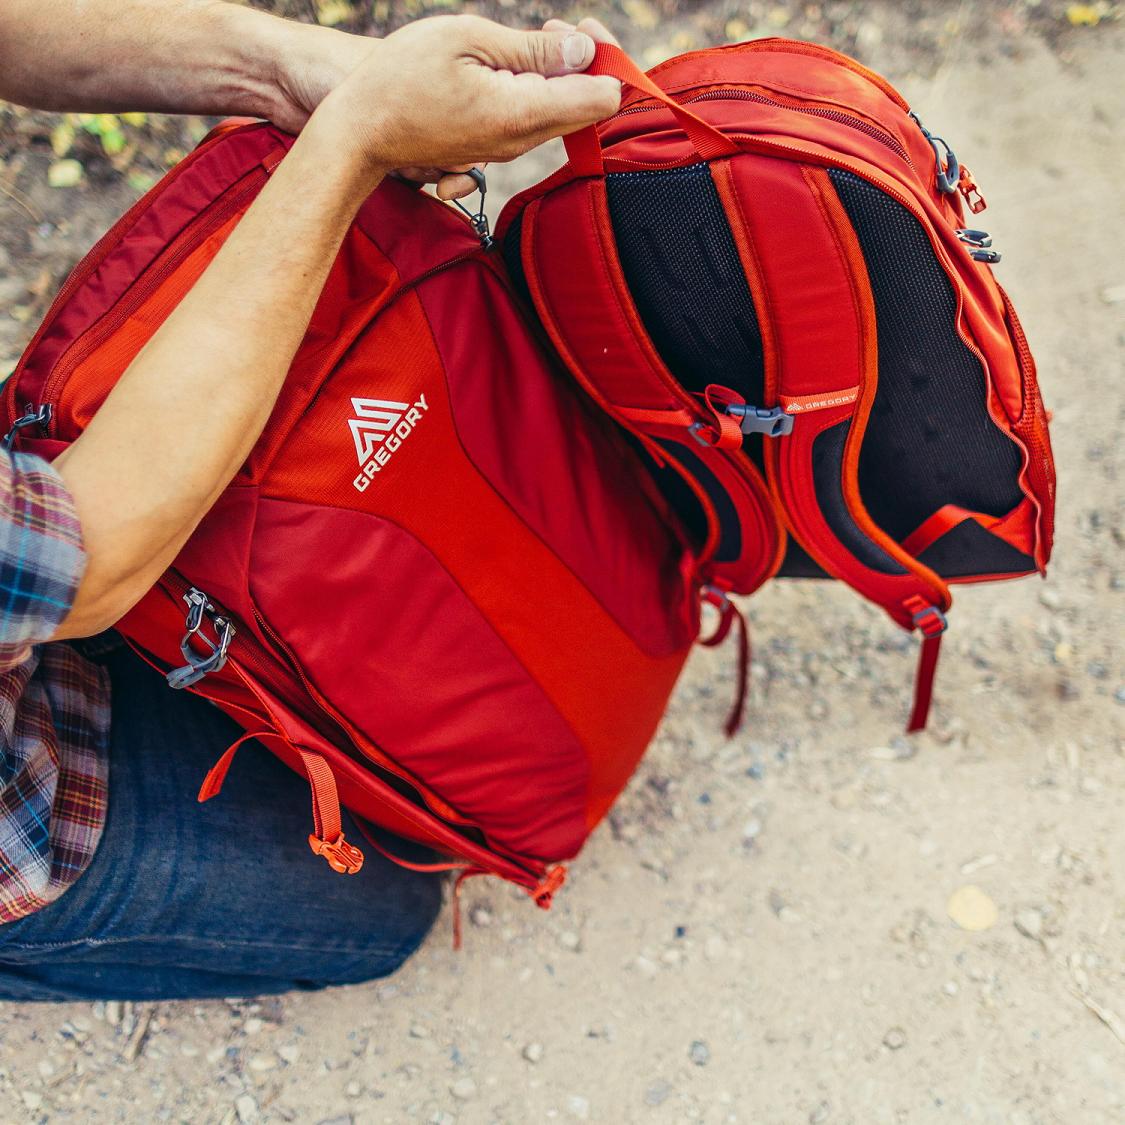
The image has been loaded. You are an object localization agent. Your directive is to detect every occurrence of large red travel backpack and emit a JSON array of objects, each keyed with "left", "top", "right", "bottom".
[
  {"left": 500, "top": 41, "right": 1056, "bottom": 730},
  {"left": 2, "top": 121, "right": 700, "bottom": 904}
]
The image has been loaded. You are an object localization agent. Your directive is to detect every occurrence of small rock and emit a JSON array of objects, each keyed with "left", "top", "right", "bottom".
[
  {"left": 882, "top": 1027, "right": 907, "bottom": 1051},
  {"left": 522, "top": 1042, "right": 544, "bottom": 1063},
  {"left": 558, "top": 930, "right": 581, "bottom": 951},
  {"left": 235, "top": 1094, "right": 259, "bottom": 1123},
  {"left": 809, "top": 1101, "right": 831, "bottom": 1124},
  {"left": 1014, "top": 908, "right": 1044, "bottom": 940},
  {"left": 469, "top": 905, "right": 493, "bottom": 928},
  {"left": 315, "top": 1117, "right": 353, "bottom": 1125},
  {"left": 645, "top": 1081, "right": 672, "bottom": 1107},
  {"left": 689, "top": 1040, "right": 710, "bottom": 1066},
  {"left": 943, "top": 980, "right": 959, "bottom": 996},
  {"left": 633, "top": 955, "right": 658, "bottom": 977},
  {"left": 278, "top": 1044, "right": 301, "bottom": 1065},
  {"left": 243, "top": 1017, "right": 265, "bottom": 1035},
  {"left": 450, "top": 1076, "right": 477, "bottom": 1101},
  {"left": 249, "top": 1054, "right": 277, "bottom": 1073},
  {"left": 947, "top": 885, "right": 999, "bottom": 931},
  {"left": 408, "top": 1024, "right": 430, "bottom": 1039},
  {"left": 567, "top": 1095, "right": 591, "bottom": 1120},
  {"left": 21, "top": 1092, "right": 44, "bottom": 1112},
  {"left": 345, "top": 1081, "right": 362, "bottom": 1098}
]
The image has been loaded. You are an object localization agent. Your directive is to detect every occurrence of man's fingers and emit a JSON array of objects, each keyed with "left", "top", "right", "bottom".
[
  {"left": 505, "top": 71, "right": 620, "bottom": 146},
  {"left": 474, "top": 24, "right": 596, "bottom": 77},
  {"left": 542, "top": 17, "right": 622, "bottom": 48}
]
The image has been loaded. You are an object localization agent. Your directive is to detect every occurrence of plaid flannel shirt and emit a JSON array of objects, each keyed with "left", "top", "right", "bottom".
[{"left": 0, "top": 446, "right": 108, "bottom": 924}]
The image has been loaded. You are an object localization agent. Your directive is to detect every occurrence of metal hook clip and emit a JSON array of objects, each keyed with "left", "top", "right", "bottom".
[
  {"left": 452, "top": 167, "right": 494, "bottom": 249},
  {"left": 3, "top": 404, "right": 52, "bottom": 451},
  {"left": 166, "top": 587, "right": 235, "bottom": 690}
]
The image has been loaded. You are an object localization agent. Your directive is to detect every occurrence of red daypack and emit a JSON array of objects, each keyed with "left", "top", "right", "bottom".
[
  {"left": 499, "top": 41, "right": 1056, "bottom": 731},
  {"left": 3, "top": 121, "right": 700, "bottom": 903}
]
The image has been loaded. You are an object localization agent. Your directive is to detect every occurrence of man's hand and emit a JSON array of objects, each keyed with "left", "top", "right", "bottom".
[
  {"left": 49, "top": 12, "right": 622, "bottom": 639},
  {"left": 316, "top": 15, "right": 620, "bottom": 180}
]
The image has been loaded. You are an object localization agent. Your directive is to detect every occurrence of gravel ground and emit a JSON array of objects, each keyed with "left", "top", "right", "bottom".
[{"left": 0, "top": 4, "right": 1122, "bottom": 1123}]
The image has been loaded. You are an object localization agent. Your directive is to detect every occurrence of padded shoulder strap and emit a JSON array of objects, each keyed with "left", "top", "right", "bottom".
[{"left": 712, "top": 154, "right": 951, "bottom": 630}]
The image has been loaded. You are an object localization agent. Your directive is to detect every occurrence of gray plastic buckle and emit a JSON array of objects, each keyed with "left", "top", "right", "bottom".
[
  {"left": 911, "top": 605, "right": 948, "bottom": 637},
  {"left": 167, "top": 587, "right": 234, "bottom": 690},
  {"left": 726, "top": 403, "right": 795, "bottom": 438}
]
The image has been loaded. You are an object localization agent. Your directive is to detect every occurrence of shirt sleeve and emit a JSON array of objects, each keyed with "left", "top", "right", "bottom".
[{"left": 0, "top": 448, "right": 87, "bottom": 672}]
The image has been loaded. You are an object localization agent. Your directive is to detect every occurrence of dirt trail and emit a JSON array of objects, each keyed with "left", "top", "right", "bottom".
[{"left": 0, "top": 12, "right": 1122, "bottom": 1125}]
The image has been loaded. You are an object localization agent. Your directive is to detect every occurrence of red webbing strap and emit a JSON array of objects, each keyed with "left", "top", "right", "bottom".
[
  {"left": 700, "top": 586, "right": 752, "bottom": 738},
  {"left": 903, "top": 596, "right": 947, "bottom": 733},
  {"left": 197, "top": 730, "right": 271, "bottom": 802},
  {"left": 564, "top": 43, "right": 738, "bottom": 176}
]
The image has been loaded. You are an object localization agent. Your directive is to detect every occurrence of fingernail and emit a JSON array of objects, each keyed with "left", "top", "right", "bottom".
[{"left": 562, "top": 32, "right": 593, "bottom": 70}]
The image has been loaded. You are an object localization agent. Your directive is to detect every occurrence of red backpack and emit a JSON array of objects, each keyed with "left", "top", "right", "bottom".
[
  {"left": 3, "top": 121, "right": 700, "bottom": 905},
  {"left": 500, "top": 41, "right": 1056, "bottom": 731}
]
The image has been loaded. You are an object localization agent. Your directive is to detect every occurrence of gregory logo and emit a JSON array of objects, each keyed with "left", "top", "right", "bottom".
[{"left": 350, "top": 395, "right": 429, "bottom": 492}]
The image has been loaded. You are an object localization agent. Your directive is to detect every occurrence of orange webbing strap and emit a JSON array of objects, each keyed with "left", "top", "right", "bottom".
[
  {"left": 198, "top": 732, "right": 364, "bottom": 875},
  {"left": 700, "top": 586, "right": 752, "bottom": 737},
  {"left": 564, "top": 43, "right": 739, "bottom": 176}
]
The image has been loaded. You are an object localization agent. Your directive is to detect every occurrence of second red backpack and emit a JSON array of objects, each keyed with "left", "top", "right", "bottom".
[{"left": 500, "top": 40, "right": 1056, "bottom": 730}]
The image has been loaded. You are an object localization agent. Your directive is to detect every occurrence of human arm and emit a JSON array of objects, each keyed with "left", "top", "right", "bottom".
[{"left": 46, "top": 15, "right": 619, "bottom": 640}]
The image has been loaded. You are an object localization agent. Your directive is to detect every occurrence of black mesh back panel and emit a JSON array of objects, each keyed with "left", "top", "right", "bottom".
[
  {"left": 917, "top": 518, "right": 1035, "bottom": 577},
  {"left": 812, "top": 421, "right": 907, "bottom": 575},
  {"left": 606, "top": 164, "right": 765, "bottom": 404},
  {"left": 657, "top": 440, "right": 743, "bottom": 563},
  {"left": 827, "top": 169, "right": 1024, "bottom": 542}
]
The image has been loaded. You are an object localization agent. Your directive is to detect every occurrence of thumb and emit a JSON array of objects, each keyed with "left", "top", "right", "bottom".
[{"left": 475, "top": 25, "right": 598, "bottom": 77}]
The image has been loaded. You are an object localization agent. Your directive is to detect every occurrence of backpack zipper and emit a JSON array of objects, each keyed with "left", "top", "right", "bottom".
[
  {"left": 37, "top": 170, "right": 266, "bottom": 436},
  {"left": 616, "top": 86, "right": 911, "bottom": 166}
]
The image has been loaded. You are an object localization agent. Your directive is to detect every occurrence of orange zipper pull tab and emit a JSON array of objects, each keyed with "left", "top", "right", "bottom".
[{"left": 958, "top": 165, "right": 987, "bottom": 214}]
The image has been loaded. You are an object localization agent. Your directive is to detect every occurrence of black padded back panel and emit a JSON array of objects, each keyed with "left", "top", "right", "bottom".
[
  {"left": 812, "top": 421, "right": 907, "bottom": 575},
  {"left": 827, "top": 169, "right": 1024, "bottom": 542},
  {"left": 916, "top": 518, "right": 1035, "bottom": 577},
  {"left": 606, "top": 164, "right": 765, "bottom": 404}
]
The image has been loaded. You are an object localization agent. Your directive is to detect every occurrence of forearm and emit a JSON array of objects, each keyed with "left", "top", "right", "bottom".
[
  {"left": 52, "top": 119, "right": 384, "bottom": 638},
  {"left": 0, "top": 0, "right": 303, "bottom": 118}
]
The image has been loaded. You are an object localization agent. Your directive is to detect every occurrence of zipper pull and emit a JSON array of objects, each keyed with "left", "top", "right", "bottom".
[
  {"left": 908, "top": 111, "right": 960, "bottom": 195},
  {"left": 3, "top": 403, "right": 52, "bottom": 451},
  {"left": 166, "top": 586, "right": 235, "bottom": 689},
  {"left": 452, "top": 167, "right": 494, "bottom": 250},
  {"left": 957, "top": 164, "right": 987, "bottom": 214}
]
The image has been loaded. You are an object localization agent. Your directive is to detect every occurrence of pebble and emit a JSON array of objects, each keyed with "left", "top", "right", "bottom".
[
  {"left": 1014, "top": 908, "right": 1044, "bottom": 940},
  {"left": 645, "top": 1081, "right": 673, "bottom": 1107},
  {"left": 943, "top": 980, "right": 960, "bottom": 996},
  {"left": 248, "top": 1053, "right": 277, "bottom": 1073},
  {"left": 809, "top": 1101, "right": 831, "bottom": 1124},
  {"left": 450, "top": 1076, "right": 477, "bottom": 1100},
  {"left": 345, "top": 1081, "right": 362, "bottom": 1098},
  {"left": 469, "top": 905, "right": 493, "bottom": 928},
  {"left": 243, "top": 1018, "right": 265, "bottom": 1035},
  {"left": 278, "top": 1044, "right": 301, "bottom": 1065},
  {"left": 316, "top": 1117, "right": 353, "bottom": 1125},
  {"left": 947, "top": 885, "right": 999, "bottom": 931},
  {"left": 235, "top": 1094, "right": 259, "bottom": 1123},
  {"left": 558, "top": 930, "right": 581, "bottom": 951},
  {"left": 882, "top": 1027, "right": 907, "bottom": 1051},
  {"left": 567, "top": 1095, "right": 591, "bottom": 1120},
  {"left": 522, "top": 1042, "right": 544, "bottom": 1063},
  {"left": 689, "top": 1039, "right": 711, "bottom": 1066},
  {"left": 409, "top": 1024, "right": 431, "bottom": 1039}
]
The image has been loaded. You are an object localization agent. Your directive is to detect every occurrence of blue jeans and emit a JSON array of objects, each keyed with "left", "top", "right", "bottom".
[{"left": 0, "top": 646, "right": 442, "bottom": 1001}]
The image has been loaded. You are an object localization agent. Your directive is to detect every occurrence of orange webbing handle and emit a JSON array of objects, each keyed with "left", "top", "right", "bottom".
[{"left": 564, "top": 43, "right": 739, "bottom": 176}]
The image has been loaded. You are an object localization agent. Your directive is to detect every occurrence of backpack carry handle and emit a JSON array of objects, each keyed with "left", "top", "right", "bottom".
[{"left": 564, "top": 43, "right": 739, "bottom": 177}]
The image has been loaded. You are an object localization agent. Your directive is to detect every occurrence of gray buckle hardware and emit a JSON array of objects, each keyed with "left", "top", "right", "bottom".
[
  {"left": 911, "top": 605, "right": 948, "bottom": 637},
  {"left": 166, "top": 587, "right": 235, "bottom": 690},
  {"left": 956, "top": 229, "right": 992, "bottom": 248},
  {"left": 726, "top": 403, "right": 795, "bottom": 438},
  {"left": 451, "top": 167, "right": 493, "bottom": 250}
]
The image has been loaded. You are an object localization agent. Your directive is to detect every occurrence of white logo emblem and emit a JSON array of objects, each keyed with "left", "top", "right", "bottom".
[
  {"left": 349, "top": 394, "right": 429, "bottom": 492},
  {"left": 349, "top": 398, "right": 409, "bottom": 466}
]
